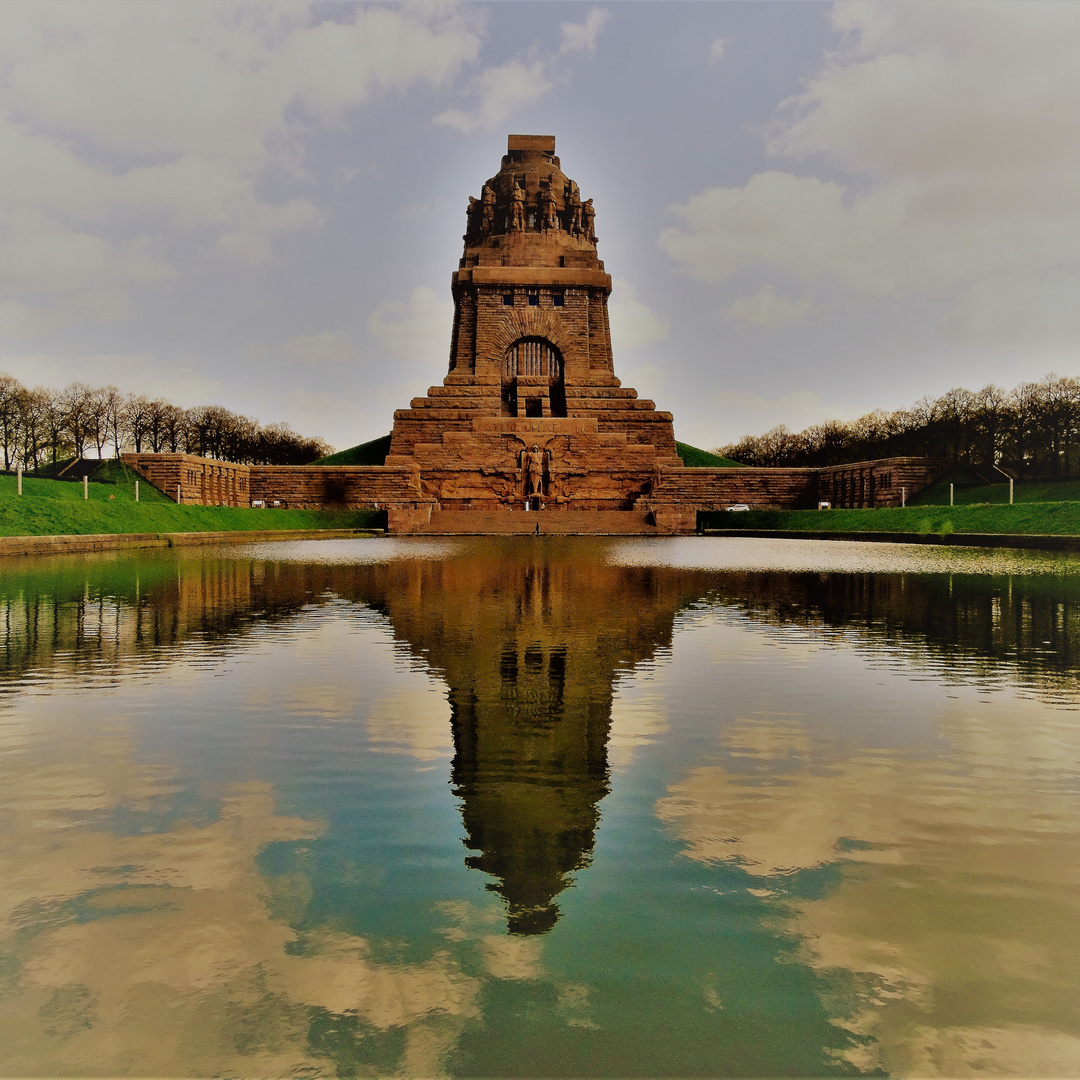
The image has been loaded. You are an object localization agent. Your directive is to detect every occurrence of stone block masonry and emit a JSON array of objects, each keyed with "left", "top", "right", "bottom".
[{"left": 121, "top": 136, "right": 945, "bottom": 535}]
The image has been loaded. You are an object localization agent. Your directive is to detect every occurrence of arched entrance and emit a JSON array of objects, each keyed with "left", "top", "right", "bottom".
[{"left": 502, "top": 337, "right": 566, "bottom": 417}]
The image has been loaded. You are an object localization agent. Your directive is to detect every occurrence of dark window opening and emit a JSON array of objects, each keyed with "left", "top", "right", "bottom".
[
  {"left": 525, "top": 397, "right": 543, "bottom": 417},
  {"left": 552, "top": 293, "right": 564, "bottom": 307},
  {"left": 528, "top": 293, "right": 539, "bottom": 306},
  {"left": 503, "top": 293, "right": 514, "bottom": 306},
  {"left": 508, "top": 150, "right": 522, "bottom": 163}
]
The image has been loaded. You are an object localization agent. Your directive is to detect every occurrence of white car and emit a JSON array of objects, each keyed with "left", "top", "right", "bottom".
[{"left": 726, "top": 503, "right": 751, "bottom": 512}]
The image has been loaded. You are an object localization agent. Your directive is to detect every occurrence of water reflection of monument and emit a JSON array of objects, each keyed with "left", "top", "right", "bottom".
[
  {"left": 4, "top": 548, "right": 1080, "bottom": 935},
  {"left": 347, "top": 542, "right": 709, "bottom": 934}
]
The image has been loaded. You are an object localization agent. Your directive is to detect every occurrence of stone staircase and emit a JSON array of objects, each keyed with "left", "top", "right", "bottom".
[{"left": 407, "top": 509, "right": 673, "bottom": 536}]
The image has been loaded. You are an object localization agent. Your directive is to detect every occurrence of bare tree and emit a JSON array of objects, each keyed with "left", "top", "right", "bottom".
[{"left": 0, "top": 373, "right": 21, "bottom": 470}]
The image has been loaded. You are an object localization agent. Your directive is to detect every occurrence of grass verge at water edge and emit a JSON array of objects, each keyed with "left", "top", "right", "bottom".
[
  {"left": 0, "top": 469, "right": 385, "bottom": 536},
  {"left": 701, "top": 502, "right": 1080, "bottom": 536}
]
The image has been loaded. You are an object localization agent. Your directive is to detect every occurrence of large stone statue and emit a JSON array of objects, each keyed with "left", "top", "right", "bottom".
[
  {"left": 566, "top": 181, "right": 582, "bottom": 236},
  {"left": 525, "top": 444, "right": 545, "bottom": 496},
  {"left": 480, "top": 183, "right": 496, "bottom": 235},
  {"left": 540, "top": 186, "right": 558, "bottom": 232},
  {"left": 466, "top": 195, "right": 481, "bottom": 240},
  {"left": 581, "top": 198, "right": 596, "bottom": 242},
  {"left": 509, "top": 183, "right": 526, "bottom": 231}
]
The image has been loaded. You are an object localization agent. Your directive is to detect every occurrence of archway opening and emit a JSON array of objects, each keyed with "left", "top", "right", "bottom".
[{"left": 502, "top": 337, "right": 566, "bottom": 418}]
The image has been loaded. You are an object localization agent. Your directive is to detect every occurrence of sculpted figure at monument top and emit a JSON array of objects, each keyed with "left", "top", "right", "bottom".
[
  {"left": 540, "top": 186, "right": 558, "bottom": 232},
  {"left": 581, "top": 198, "right": 596, "bottom": 243},
  {"left": 480, "top": 183, "right": 496, "bottom": 235},
  {"left": 509, "top": 182, "right": 526, "bottom": 231}
]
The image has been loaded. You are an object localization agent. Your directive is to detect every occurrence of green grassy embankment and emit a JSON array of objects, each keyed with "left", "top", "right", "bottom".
[
  {"left": 313, "top": 434, "right": 392, "bottom": 466},
  {"left": 675, "top": 441, "right": 744, "bottom": 468},
  {"left": 0, "top": 462, "right": 384, "bottom": 537},
  {"left": 701, "top": 501, "right": 1080, "bottom": 536}
]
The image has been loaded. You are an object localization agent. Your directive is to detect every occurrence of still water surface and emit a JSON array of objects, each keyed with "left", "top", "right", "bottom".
[{"left": 2, "top": 537, "right": 1080, "bottom": 1077}]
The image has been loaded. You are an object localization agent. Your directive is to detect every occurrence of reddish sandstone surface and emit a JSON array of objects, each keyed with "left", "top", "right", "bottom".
[{"left": 124, "top": 136, "right": 943, "bottom": 534}]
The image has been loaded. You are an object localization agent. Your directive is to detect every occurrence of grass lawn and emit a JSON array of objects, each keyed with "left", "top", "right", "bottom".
[
  {"left": 312, "top": 434, "right": 392, "bottom": 466},
  {"left": 701, "top": 501, "right": 1080, "bottom": 536},
  {"left": 913, "top": 474, "right": 1080, "bottom": 506},
  {"left": 0, "top": 464, "right": 384, "bottom": 537},
  {"left": 675, "top": 441, "right": 744, "bottom": 468}
]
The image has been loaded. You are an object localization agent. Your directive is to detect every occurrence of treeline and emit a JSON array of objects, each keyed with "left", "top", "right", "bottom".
[
  {"left": 0, "top": 372, "right": 333, "bottom": 470},
  {"left": 718, "top": 374, "right": 1080, "bottom": 475}
]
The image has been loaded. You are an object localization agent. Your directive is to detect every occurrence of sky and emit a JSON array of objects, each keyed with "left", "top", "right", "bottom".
[{"left": 2, "top": 0, "right": 1079, "bottom": 453}]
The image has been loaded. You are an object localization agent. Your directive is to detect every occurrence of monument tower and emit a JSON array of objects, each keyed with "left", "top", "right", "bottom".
[
  {"left": 385, "top": 134, "right": 681, "bottom": 516},
  {"left": 124, "top": 134, "right": 942, "bottom": 525}
]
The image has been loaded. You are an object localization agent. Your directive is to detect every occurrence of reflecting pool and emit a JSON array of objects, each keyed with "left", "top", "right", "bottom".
[{"left": 2, "top": 536, "right": 1080, "bottom": 1077}]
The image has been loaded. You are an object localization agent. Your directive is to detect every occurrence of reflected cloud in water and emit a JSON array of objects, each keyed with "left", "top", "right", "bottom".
[{"left": 2, "top": 537, "right": 1080, "bottom": 1075}]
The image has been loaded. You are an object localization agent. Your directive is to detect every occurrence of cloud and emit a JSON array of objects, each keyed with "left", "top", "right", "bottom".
[
  {"left": 0, "top": 351, "right": 220, "bottom": 404},
  {"left": 0, "top": 2, "right": 481, "bottom": 332},
  {"left": 368, "top": 286, "right": 454, "bottom": 365},
  {"left": 708, "top": 37, "right": 730, "bottom": 63},
  {"left": 435, "top": 59, "right": 552, "bottom": 135},
  {"left": 559, "top": 8, "right": 611, "bottom": 56},
  {"left": 724, "top": 285, "right": 813, "bottom": 329},
  {"left": 436, "top": 8, "right": 609, "bottom": 134},
  {"left": 942, "top": 273, "right": 1080, "bottom": 349},
  {"left": 709, "top": 387, "right": 825, "bottom": 440},
  {"left": 661, "top": 2, "right": 1080, "bottom": 348},
  {"left": 608, "top": 278, "right": 670, "bottom": 352},
  {"left": 280, "top": 330, "right": 361, "bottom": 368}
]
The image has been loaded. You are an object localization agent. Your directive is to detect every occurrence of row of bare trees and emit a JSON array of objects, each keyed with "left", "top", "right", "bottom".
[
  {"left": 718, "top": 374, "right": 1080, "bottom": 476},
  {"left": 0, "top": 373, "right": 333, "bottom": 471}
]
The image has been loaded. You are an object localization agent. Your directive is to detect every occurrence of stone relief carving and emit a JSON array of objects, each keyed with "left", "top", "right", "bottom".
[
  {"left": 566, "top": 181, "right": 582, "bottom": 236},
  {"left": 509, "top": 183, "right": 526, "bottom": 231},
  {"left": 581, "top": 198, "right": 596, "bottom": 243},
  {"left": 465, "top": 195, "right": 481, "bottom": 240},
  {"left": 480, "top": 183, "right": 495, "bottom": 236},
  {"left": 524, "top": 444, "right": 545, "bottom": 496},
  {"left": 540, "top": 186, "right": 558, "bottom": 232}
]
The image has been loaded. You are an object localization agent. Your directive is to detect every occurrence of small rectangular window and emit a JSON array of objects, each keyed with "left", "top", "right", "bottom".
[
  {"left": 503, "top": 294, "right": 514, "bottom": 306},
  {"left": 528, "top": 293, "right": 539, "bottom": 307},
  {"left": 525, "top": 398, "right": 543, "bottom": 417},
  {"left": 552, "top": 293, "right": 564, "bottom": 307}
]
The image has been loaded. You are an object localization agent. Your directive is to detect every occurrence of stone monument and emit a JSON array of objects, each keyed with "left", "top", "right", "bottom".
[{"left": 384, "top": 134, "right": 682, "bottom": 515}]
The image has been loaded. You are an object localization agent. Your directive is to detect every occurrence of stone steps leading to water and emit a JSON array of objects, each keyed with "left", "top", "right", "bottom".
[{"left": 407, "top": 509, "right": 669, "bottom": 536}]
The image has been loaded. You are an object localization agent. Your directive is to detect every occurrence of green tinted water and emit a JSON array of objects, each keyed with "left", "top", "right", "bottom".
[{"left": 2, "top": 537, "right": 1080, "bottom": 1077}]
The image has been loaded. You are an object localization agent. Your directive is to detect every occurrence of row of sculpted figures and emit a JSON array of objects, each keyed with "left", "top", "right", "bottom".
[{"left": 466, "top": 179, "right": 596, "bottom": 243}]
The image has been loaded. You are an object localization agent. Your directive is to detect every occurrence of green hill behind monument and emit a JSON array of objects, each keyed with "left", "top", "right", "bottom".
[{"left": 313, "top": 436, "right": 741, "bottom": 469}]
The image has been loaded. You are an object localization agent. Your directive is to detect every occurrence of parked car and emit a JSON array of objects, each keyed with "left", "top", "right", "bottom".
[{"left": 726, "top": 503, "right": 751, "bottom": 512}]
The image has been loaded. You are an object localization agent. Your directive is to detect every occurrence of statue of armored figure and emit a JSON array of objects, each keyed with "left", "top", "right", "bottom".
[
  {"left": 581, "top": 198, "right": 596, "bottom": 243},
  {"left": 540, "top": 186, "right": 558, "bottom": 232},
  {"left": 509, "top": 182, "right": 526, "bottom": 231},
  {"left": 480, "top": 183, "right": 496, "bottom": 235},
  {"left": 524, "top": 444, "right": 545, "bottom": 496},
  {"left": 566, "top": 181, "right": 582, "bottom": 236},
  {"left": 465, "top": 195, "right": 481, "bottom": 240}
]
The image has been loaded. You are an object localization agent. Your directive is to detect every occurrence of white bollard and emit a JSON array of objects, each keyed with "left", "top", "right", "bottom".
[
  {"left": 950, "top": 483, "right": 954, "bottom": 507},
  {"left": 1009, "top": 478, "right": 1014, "bottom": 505},
  {"left": 83, "top": 475, "right": 88, "bottom": 500},
  {"left": 176, "top": 484, "right": 181, "bottom": 504},
  {"left": 16, "top": 466, "right": 22, "bottom": 495},
  {"left": 901, "top": 486, "right": 906, "bottom": 508},
  {"left": 135, "top": 480, "right": 139, "bottom": 503}
]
